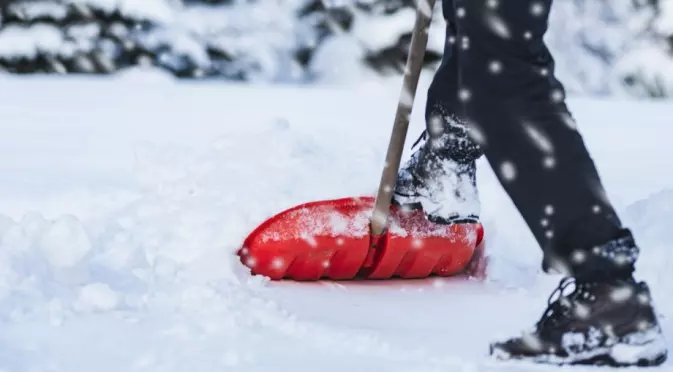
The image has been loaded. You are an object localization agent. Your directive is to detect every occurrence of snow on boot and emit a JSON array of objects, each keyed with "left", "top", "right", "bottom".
[
  {"left": 489, "top": 276, "right": 668, "bottom": 367},
  {"left": 392, "top": 128, "right": 480, "bottom": 225}
]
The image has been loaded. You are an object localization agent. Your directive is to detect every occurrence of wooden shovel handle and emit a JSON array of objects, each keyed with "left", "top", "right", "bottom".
[{"left": 370, "top": 0, "right": 436, "bottom": 237}]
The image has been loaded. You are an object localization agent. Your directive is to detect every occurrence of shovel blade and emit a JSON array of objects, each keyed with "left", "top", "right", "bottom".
[{"left": 238, "top": 196, "right": 484, "bottom": 281}]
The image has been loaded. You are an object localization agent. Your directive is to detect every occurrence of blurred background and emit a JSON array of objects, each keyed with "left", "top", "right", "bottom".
[{"left": 0, "top": 0, "right": 672, "bottom": 98}]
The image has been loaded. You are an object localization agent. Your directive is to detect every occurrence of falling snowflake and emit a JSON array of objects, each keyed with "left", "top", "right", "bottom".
[
  {"left": 461, "top": 36, "right": 470, "bottom": 50},
  {"left": 530, "top": 2, "right": 545, "bottom": 16},
  {"left": 465, "top": 120, "right": 487, "bottom": 146},
  {"left": 561, "top": 113, "right": 578, "bottom": 130},
  {"left": 550, "top": 89, "right": 565, "bottom": 102},
  {"left": 458, "top": 88, "right": 471, "bottom": 101},
  {"left": 573, "top": 302, "right": 591, "bottom": 319},
  {"left": 246, "top": 256, "right": 257, "bottom": 267},
  {"left": 486, "top": 0, "right": 499, "bottom": 9},
  {"left": 428, "top": 115, "right": 444, "bottom": 136},
  {"left": 543, "top": 156, "right": 556, "bottom": 169},
  {"left": 572, "top": 250, "right": 587, "bottom": 264},
  {"left": 524, "top": 123, "right": 554, "bottom": 154},
  {"left": 544, "top": 204, "right": 555, "bottom": 215},
  {"left": 637, "top": 293, "right": 651, "bottom": 305},
  {"left": 489, "top": 60, "right": 503, "bottom": 74},
  {"left": 486, "top": 13, "right": 511, "bottom": 39},
  {"left": 271, "top": 257, "right": 285, "bottom": 269},
  {"left": 637, "top": 320, "right": 650, "bottom": 331},
  {"left": 399, "top": 85, "right": 415, "bottom": 108},
  {"left": 500, "top": 161, "right": 516, "bottom": 182},
  {"left": 610, "top": 285, "right": 634, "bottom": 303},
  {"left": 456, "top": 7, "right": 466, "bottom": 18}
]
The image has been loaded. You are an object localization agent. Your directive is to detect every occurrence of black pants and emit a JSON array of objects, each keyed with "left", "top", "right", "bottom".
[{"left": 426, "top": 0, "right": 638, "bottom": 279}]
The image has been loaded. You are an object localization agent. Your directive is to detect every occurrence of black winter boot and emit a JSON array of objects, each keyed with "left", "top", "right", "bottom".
[
  {"left": 392, "top": 121, "right": 481, "bottom": 225},
  {"left": 489, "top": 276, "right": 668, "bottom": 366}
]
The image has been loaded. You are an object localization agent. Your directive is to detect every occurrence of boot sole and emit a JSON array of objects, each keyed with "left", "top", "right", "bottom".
[
  {"left": 391, "top": 194, "right": 479, "bottom": 225},
  {"left": 489, "top": 332, "right": 668, "bottom": 367}
]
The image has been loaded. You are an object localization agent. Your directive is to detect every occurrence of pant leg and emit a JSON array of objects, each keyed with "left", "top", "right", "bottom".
[
  {"left": 444, "top": 0, "right": 638, "bottom": 279},
  {"left": 423, "top": 0, "right": 482, "bottom": 164}
]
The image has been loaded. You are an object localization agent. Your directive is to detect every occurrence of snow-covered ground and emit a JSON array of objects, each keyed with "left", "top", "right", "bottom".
[{"left": 0, "top": 71, "right": 672, "bottom": 371}]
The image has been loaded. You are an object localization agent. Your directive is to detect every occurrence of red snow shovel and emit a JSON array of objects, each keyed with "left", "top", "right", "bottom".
[{"left": 237, "top": 0, "right": 485, "bottom": 281}]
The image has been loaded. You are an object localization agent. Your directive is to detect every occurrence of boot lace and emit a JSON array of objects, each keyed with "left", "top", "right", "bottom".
[
  {"left": 411, "top": 130, "right": 428, "bottom": 149},
  {"left": 535, "top": 277, "right": 585, "bottom": 332}
]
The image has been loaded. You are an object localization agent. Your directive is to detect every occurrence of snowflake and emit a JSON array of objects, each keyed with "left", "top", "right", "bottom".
[
  {"left": 428, "top": 114, "right": 444, "bottom": 136},
  {"left": 488, "top": 60, "right": 503, "bottom": 74},
  {"left": 246, "top": 256, "right": 257, "bottom": 267},
  {"left": 524, "top": 123, "right": 554, "bottom": 153},
  {"left": 461, "top": 36, "right": 470, "bottom": 50},
  {"left": 486, "top": 13, "right": 511, "bottom": 39},
  {"left": 574, "top": 302, "right": 591, "bottom": 319},
  {"left": 458, "top": 88, "right": 472, "bottom": 101},
  {"left": 610, "top": 285, "right": 634, "bottom": 303},
  {"left": 530, "top": 2, "right": 545, "bottom": 16},
  {"left": 543, "top": 156, "right": 556, "bottom": 169},
  {"left": 561, "top": 113, "right": 578, "bottom": 130},
  {"left": 550, "top": 89, "right": 565, "bottom": 102},
  {"left": 571, "top": 250, "right": 587, "bottom": 264},
  {"left": 500, "top": 161, "right": 516, "bottom": 182}
]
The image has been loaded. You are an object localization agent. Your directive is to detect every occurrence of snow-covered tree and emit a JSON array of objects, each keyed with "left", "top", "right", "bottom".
[
  {"left": 610, "top": 0, "right": 673, "bottom": 97},
  {"left": 1, "top": 0, "right": 673, "bottom": 97},
  {"left": 0, "top": 0, "right": 324, "bottom": 80}
]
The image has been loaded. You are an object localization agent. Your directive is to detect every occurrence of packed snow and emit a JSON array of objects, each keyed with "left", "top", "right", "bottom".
[{"left": 0, "top": 73, "right": 671, "bottom": 371}]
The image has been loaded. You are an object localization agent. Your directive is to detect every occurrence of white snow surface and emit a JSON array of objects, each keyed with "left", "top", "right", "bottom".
[{"left": 0, "top": 73, "right": 672, "bottom": 371}]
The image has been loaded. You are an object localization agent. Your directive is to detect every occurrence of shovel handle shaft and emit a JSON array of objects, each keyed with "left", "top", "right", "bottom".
[{"left": 371, "top": 0, "right": 436, "bottom": 237}]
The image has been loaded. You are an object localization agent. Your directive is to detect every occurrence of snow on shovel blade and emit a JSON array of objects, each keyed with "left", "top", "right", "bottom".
[{"left": 238, "top": 196, "right": 484, "bottom": 281}]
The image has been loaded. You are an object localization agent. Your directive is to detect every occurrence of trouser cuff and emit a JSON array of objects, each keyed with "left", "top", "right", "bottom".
[{"left": 543, "top": 230, "right": 639, "bottom": 281}]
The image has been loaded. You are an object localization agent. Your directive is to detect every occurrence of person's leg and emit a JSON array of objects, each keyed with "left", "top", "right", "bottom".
[
  {"left": 396, "top": 0, "right": 638, "bottom": 278},
  {"left": 392, "top": 0, "right": 482, "bottom": 223},
  {"left": 447, "top": 0, "right": 667, "bottom": 365},
  {"left": 453, "top": 0, "right": 634, "bottom": 279}
]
